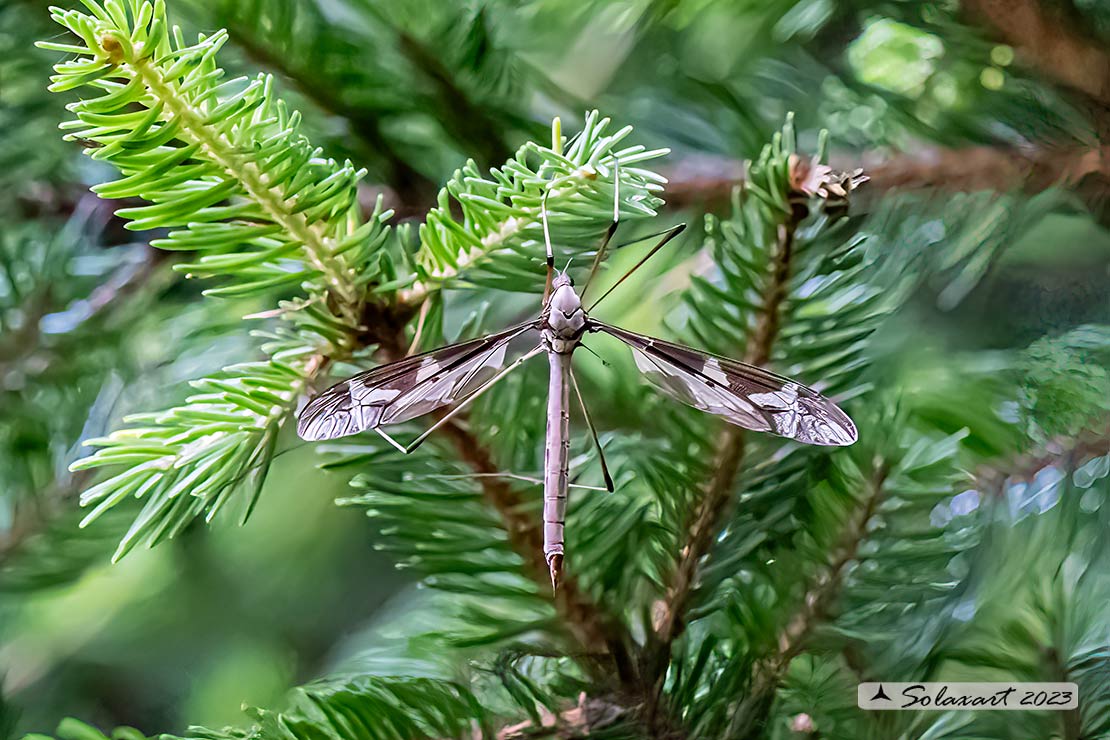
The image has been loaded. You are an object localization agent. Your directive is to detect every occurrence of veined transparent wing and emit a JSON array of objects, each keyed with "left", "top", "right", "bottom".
[
  {"left": 297, "top": 321, "right": 541, "bottom": 442},
  {"left": 592, "top": 322, "right": 856, "bottom": 446}
]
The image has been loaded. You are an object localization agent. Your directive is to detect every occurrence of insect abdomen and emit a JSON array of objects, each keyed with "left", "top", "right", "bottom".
[{"left": 542, "top": 351, "right": 571, "bottom": 589}]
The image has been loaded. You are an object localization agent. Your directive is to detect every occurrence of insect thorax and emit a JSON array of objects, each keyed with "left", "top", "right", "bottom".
[{"left": 543, "top": 282, "right": 586, "bottom": 353}]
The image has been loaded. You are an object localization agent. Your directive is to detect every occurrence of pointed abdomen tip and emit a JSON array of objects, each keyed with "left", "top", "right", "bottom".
[{"left": 548, "top": 553, "right": 563, "bottom": 591}]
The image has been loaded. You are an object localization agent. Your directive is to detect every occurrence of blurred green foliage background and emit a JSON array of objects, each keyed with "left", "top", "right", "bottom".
[{"left": 1, "top": 0, "right": 1109, "bottom": 738}]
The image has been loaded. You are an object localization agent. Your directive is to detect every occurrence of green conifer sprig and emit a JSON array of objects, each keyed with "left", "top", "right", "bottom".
[
  {"left": 40, "top": 0, "right": 668, "bottom": 562},
  {"left": 15, "top": 1, "right": 1110, "bottom": 738},
  {"left": 69, "top": 357, "right": 302, "bottom": 559},
  {"left": 42, "top": 1, "right": 370, "bottom": 326},
  {"left": 402, "top": 112, "right": 667, "bottom": 302}
]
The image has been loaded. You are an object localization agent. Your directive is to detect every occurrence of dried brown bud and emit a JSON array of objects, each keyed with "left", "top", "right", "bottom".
[{"left": 788, "top": 154, "right": 869, "bottom": 201}]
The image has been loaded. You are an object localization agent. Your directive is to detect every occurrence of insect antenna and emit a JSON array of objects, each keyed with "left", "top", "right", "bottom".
[{"left": 608, "top": 225, "right": 690, "bottom": 254}]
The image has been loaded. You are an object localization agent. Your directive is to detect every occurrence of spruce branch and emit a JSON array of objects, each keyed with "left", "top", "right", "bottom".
[
  {"left": 644, "top": 213, "right": 795, "bottom": 720},
  {"left": 42, "top": 0, "right": 666, "bottom": 569},
  {"left": 859, "top": 144, "right": 1110, "bottom": 199},
  {"left": 645, "top": 123, "right": 877, "bottom": 733},
  {"left": 726, "top": 463, "right": 889, "bottom": 740},
  {"left": 0, "top": 470, "right": 92, "bottom": 565},
  {"left": 0, "top": 243, "right": 166, "bottom": 569},
  {"left": 400, "top": 111, "right": 667, "bottom": 305},
  {"left": 41, "top": 2, "right": 667, "bottom": 691},
  {"left": 0, "top": 205, "right": 174, "bottom": 579},
  {"left": 437, "top": 420, "right": 633, "bottom": 674},
  {"left": 168, "top": 674, "right": 492, "bottom": 740},
  {"left": 23, "top": 2, "right": 1110, "bottom": 737},
  {"left": 977, "top": 426, "right": 1110, "bottom": 492},
  {"left": 652, "top": 135, "right": 809, "bottom": 662},
  {"left": 352, "top": 0, "right": 525, "bottom": 168},
  {"left": 369, "top": 329, "right": 634, "bottom": 677},
  {"left": 191, "top": 0, "right": 436, "bottom": 204},
  {"left": 392, "top": 27, "right": 511, "bottom": 169},
  {"left": 39, "top": 0, "right": 393, "bottom": 334},
  {"left": 70, "top": 355, "right": 314, "bottom": 559}
]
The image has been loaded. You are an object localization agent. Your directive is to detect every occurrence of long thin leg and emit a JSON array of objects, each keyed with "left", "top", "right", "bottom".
[
  {"left": 569, "top": 362, "right": 614, "bottom": 492},
  {"left": 375, "top": 426, "right": 408, "bottom": 454},
  {"left": 406, "top": 298, "right": 431, "bottom": 355},
  {"left": 392, "top": 345, "right": 545, "bottom": 455},
  {"left": 577, "top": 342, "right": 610, "bottom": 367},
  {"left": 609, "top": 225, "right": 688, "bottom": 254},
  {"left": 541, "top": 188, "right": 555, "bottom": 305},
  {"left": 420, "top": 472, "right": 608, "bottom": 491},
  {"left": 586, "top": 222, "right": 687, "bottom": 312},
  {"left": 581, "top": 158, "right": 621, "bottom": 302}
]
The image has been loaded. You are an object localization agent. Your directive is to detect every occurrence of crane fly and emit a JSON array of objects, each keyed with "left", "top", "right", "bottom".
[{"left": 297, "top": 163, "right": 857, "bottom": 590}]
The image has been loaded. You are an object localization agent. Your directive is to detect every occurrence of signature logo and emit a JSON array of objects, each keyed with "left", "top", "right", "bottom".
[{"left": 857, "top": 682, "right": 1078, "bottom": 711}]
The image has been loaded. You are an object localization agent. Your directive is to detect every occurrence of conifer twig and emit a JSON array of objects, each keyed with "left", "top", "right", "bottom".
[
  {"left": 120, "top": 52, "right": 362, "bottom": 326},
  {"left": 218, "top": 18, "right": 436, "bottom": 204},
  {"left": 976, "top": 425, "right": 1110, "bottom": 490},
  {"left": 394, "top": 29, "right": 512, "bottom": 168},
  {"left": 0, "top": 470, "right": 94, "bottom": 563},
  {"left": 663, "top": 144, "right": 1110, "bottom": 214},
  {"left": 440, "top": 421, "right": 633, "bottom": 668},
  {"left": 726, "top": 464, "right": 889, "bottom": 740},
  {"left": 729, "top": 428, "right": 1109, "bottom": 737},
  {"left": 645, "top": 211, "right": 801, "bottom": 734},
  {"left": 0, "top": 245, "right": 169, "bottom": 567},
  {"left": 371, "top": 330, "right": 637, "bottom": 685}
]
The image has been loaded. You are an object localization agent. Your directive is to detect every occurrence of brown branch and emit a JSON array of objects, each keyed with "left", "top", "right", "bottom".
[
  {"left": 725, "top": 428, "right": 1110, "bottom": 737},
  {"left": 0, "top": 244, "right": 168, "bottom": 375},
  {"left": 339, "top": 0, "right": 514, "bottom": 168},
  {"left": 962, "top": 0, "right": 1110, "bottom": 109},
  {"left": 438, "top": 421, "right": 636, "bottom": 680},
  {"left": 728, "top": 425, "right": 1109, "bottom": 736},
  {"left": 655, "top": 219, "right": 796, "bottom": 639},
  {"left": 976, "top": 425, "right": 1110, "bottom": 492},
  {"left": 496, "top": 425, "right": 1110, "bottom": 737},
  {"left": 857, "top": 145, "right": 1110, "bottom": 210},
  {"left": 663, "top": 144, "right": 1110, "bottom": 214},
  {"left": 495, "top": 691, "right": 635, "bottom": 739},
  {"left": 1044, "top": 645, "right": 1083, "bottom": 740},
  {"left": 370, "top": 322, "right": 637, "bottom": 688},
  {"left": 0, "top": 470, "right": 94, "bottom": 562}
]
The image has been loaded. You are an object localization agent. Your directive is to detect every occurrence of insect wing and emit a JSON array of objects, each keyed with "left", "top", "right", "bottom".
[
  {"left": 593, "top": 322, "right": 856, "bottom": 446},
  {"left": 297, "top": 322, "right": 539, "bottom": 441}
]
